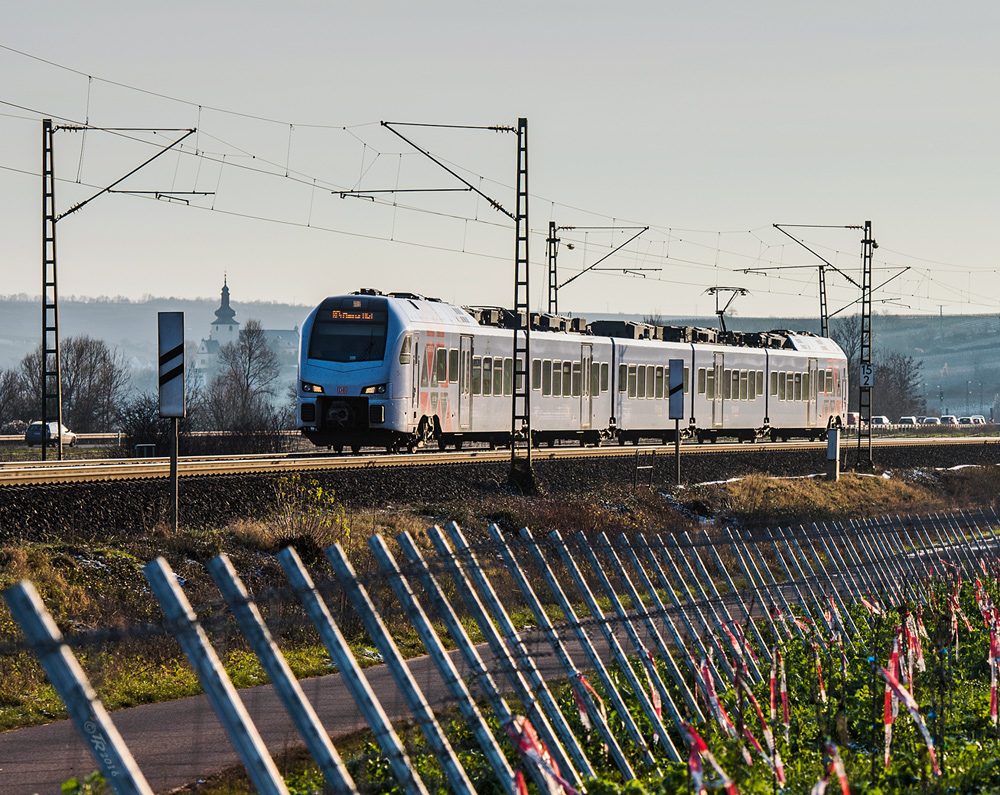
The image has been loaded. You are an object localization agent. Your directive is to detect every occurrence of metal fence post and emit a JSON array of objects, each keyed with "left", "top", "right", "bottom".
[
  {"left": 489, "top": 525, "right": 636, "bottom": 780},
  {"left": 393, "top": 533, "right": 557, "bottom": 795},
  {"left": 595, "top": 532, "right": 703, "bottom": 719},
  {"left": 617, "top": 534, "right": 710, "bottom": 677},
  {"left": 276, "top": 546, "right": 430, "bottom": 795},
  {"left": 650, "top": 535, "right": 737, "bottom": 679},
  {"left": 3, "top": 581, "right": 155, "bottom": 795},
  {"left": 517, "top": 527, "right": 658, "bottom": 768},
  {"left": 722, "top": 528, "right": 784, "bottom": 644},
  {"left": 577, "top": 532, "right": 690, "bottom": 731},
  {"left": 368, "top": 534, "right": 516, "bottom": 794},
  {"left": 325, "top": 542, "right": 476, "bottom": 795},
  {"left": 439, "top": 522, "right": 594, "bottom": 781},
  {"left": 680, "top": 531, "right": 764, "bottom": 681},
  {"left": 549, "top": 529, "right": 681, "bottom": 761},
  {"left": 697, "top": 530, "right": 771, "bottom": 664},
  {"left": 142, "top": 557, "right": 290, "bottom": 795},
  {"left": 206, "top": 554, "right": 356, "bottom": 795},
  {"left": 423, "top": 525, "right": 580, "bottom": 784}
]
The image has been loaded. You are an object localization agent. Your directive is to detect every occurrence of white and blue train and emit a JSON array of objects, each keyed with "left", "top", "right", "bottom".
[{"left": 297, "top": 289, "right": 847, "bottom": 452}]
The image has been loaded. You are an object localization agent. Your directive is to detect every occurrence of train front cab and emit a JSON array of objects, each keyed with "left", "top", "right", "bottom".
[{"left": 298, "top": 294, "right": 413, "bottom": 452}]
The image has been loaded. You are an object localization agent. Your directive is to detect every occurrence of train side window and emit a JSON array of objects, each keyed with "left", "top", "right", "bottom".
[
  {"left": 515, "top": 356, "right": 525, "bottom": 392},
  {"left": 562, "top": 361, "right": 572, "bottom": 397},
  {"left": 770, "top": 371, "right": 778, "bottom": 397},
  {"left": 778, "top": 371, "right": 785, "bottom": 401},
  {"left": 706, "top": 368, "right": 715, "bottom": 399},
  {"left": 552, "top": 360, "right": 562, "bottom": 397},
  {"left": 398, "top": 334, "right": 412, "bottom": 365},
  {"left": 786, "top": 373, "right": 794, "bottom": 401},
  {"left": 628, "top": 365, "right": 637, "bottom": 398},
  {"left": 732, "top": 370, "right": 740, "bottom": 400},
  {"left": 601, "top": 362, "right": 609, "bottom": 392},
  {"left": 748, "top": 371, "right": 756, "bottom": 401},
  {"left": 435, "top": 348, "right": 448, "bottom": 385},
  {"left": 503, "top": 358, "right": 513, "bottom": 396},
  {"left": 637, "top": 365, "right": 646, "bottom": 398},
  {"left": 684, "top": 366, "right": 690, "bottom": 394},
  {"left": 571, "top": 362, "right": 581, "bottom": 397},
  {"left": 482, "top": 357, "right": 493, "bottom": 395},
  {"left": 591, "top": 362, "right": 601, "bottom": 396},
  {"left": 619, "top": 364, "right": 628, "bottom": 393},
  {"left": 794, "top": 372, "right": 802, "bottom": 401},
  {"left": 723, "top": 369, "right": 732, "bottom": 400},
  {"left": 698, "top": 368, "right": 706, "bottom": 394},
  {"left": 494, "top": 359, "right": 504, "bottom": 396},
  {"left": 654, "top": 366, "right": 664, "bottom": 399},
  {"left": 542, "top": 360, "right": 552, "bottom": 396},
  {"left": 740, "top": 370, "right": 748, "bottom": 401},
  {"left": 421, "top": 351, "right": 430, "bottom": 388},
  {"left": 449, "top": 349, "right": 458, "bottom": 384},
  {"left": 472, "top": 357, "right": 482, "bottom": 395},
  {"left": 646, "top": 366, "right": 655, "bottom": 399},
  {"left": 532, "top": 359, "right": 542, "bottom": 391},
  {"left": 756, "top": 371, "right": 764, "bottom": 396}
]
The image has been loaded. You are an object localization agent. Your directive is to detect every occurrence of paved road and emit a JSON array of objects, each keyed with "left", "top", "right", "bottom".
[{"left": 0, "top": 623, "right": 631, "bottom": 795}]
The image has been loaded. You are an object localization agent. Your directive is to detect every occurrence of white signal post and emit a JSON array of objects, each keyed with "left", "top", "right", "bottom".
[{"left": 158, "top": 312, "right": 185, "bottom": 531}]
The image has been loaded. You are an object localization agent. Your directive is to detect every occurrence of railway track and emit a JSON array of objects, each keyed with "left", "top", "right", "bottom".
[{"left": 2, "top": 435, "right": 997, "bottom": 486}]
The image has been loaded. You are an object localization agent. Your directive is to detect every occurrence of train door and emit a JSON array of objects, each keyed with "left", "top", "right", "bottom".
[
  {"left": 459, "top": 335, "right": 472, "bottom": 429},
  {"left": 808, "top": 358, "right": 818, "bottom": 425},
  {"left": 713, "top": 352, "right": 724, "bottom": 428},
  {"left": 580, "top": 343, "right": 593, "bottom": 429},
  {"left": 411, "top": 332, "right": 420, "bottom": 422}
]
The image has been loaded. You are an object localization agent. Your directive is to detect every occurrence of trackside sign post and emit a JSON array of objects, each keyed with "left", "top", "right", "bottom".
[
  {"left": 158, "top": 312, "right": 185, "bottom": 531},
  {"left": 668, "top": 359, "right": 683, "bottom": 485}
]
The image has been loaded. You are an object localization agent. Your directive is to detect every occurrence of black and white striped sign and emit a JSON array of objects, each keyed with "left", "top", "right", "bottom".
[{"left": 158, "top": 312, "right": 185, "bottom": 418}]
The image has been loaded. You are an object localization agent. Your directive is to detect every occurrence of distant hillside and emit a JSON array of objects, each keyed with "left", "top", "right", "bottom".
[
  {"left": 2, "top": 296, "right": 997, "bottom": 416},
  {"left": 0, "top": 295, "right": 312, "bottom": 371}
]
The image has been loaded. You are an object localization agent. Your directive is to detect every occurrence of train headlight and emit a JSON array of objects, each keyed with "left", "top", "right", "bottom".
[
  {"left": 361, "top": 383, "right": 387, "bottom": 395},
  {"left": 301, "top": 381, "right": 324, "bottom": 393}
]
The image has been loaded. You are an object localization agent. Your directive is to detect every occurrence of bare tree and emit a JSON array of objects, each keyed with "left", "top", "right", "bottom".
[
  {"left": 204, "top": 319, "right": 286, "bottom": 452},
  {"left": 874, "top": 350, "right": 926, "bottom": 419},
  {"left": 216, "top": 319, "right": 279, "bottom": 415},
  {"left": 830, "top": 314, "right": 862, "bottom": 407},
  {"left": 61, "top": 336, "right": 132, "bottom": 432}
]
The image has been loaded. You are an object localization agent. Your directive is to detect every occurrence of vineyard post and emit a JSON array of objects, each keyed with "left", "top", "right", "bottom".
[
  {"left": 677, "top": 532, "right": 764, "bottom": 682},
  {"left": 276, "top": 546, "right": 430, "bottom": 795},
  {"left": 488, "top": 525, "right": 637, "bottom": 780},
  {"left": 424, "top": 524, "right": 581, "bottom": 783},
  {"left": 595, "top": 532, "right": 703, "bottom": 717},
  {"left": 207, "top": 554, "right": 357, "bottom": 795},
  {"left": 440, "top": 522, "right": 594, "bottom": 780},
  {"left": 143, "top": 558, "right": 290, "bottom": 795},
  {"left": 550, "top": 528, "right": 681, "bottom": 759},
  {"left": 517, "top": 527, "right": 659, "bottom": 767}
]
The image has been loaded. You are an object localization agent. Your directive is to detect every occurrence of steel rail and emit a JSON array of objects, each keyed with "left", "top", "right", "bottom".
[{"left": 1, "top": 436, "right": 997, "bottom": 486}]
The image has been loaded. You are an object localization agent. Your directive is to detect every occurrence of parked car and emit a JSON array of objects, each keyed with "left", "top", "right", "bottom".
[
  {"left": 921, "top": 417, "right": 941, "bottom": 425},
  {"left": 870, "top": 415, "right": 891, "bottom": 425},
  {"left": 959, "top": 417, "right": 974, "bottom": 425},
  {"left": 972, "top": 415, "right": 988, "bottom": 424},
  {"left": 24, "top": 421, "right": 77, "bottom": 447},
  {"left": 898, "top": 416, "right": 918, "bottom": 425},
  {"left": 941, "top": 415, "right": 958, "bottom": 425}
]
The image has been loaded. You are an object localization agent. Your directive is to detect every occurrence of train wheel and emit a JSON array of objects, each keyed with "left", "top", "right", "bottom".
[
  {"left": 351, "top": 444, "right": 361, "bottom": 455},
  {"left": 333, "top": 445, "right": 343, "bottom": 454},
  {"left": 454, "top": 439, "right": 463, "bottom": 451},
  {"left": 417, "top": 418, "right": 435, "bottom": 448}
]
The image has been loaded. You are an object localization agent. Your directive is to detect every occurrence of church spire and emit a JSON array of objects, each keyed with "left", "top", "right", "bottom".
[{"left": 214, "top": 277, "right": 239, "bottom": 327}]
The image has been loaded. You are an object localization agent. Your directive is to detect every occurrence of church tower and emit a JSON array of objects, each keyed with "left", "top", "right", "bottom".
[{"left": 209, "top": 277, "right": 240, "bottom": 345}]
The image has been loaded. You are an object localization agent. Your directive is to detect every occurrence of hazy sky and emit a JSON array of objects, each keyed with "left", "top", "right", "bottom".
[{"left": 2, "top": 2, "right": 998, "bottom": 320}]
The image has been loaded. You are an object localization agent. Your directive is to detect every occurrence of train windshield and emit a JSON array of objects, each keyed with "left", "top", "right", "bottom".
[{"left": 308, "top": 299, "right": 388, "bottom": 363}]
